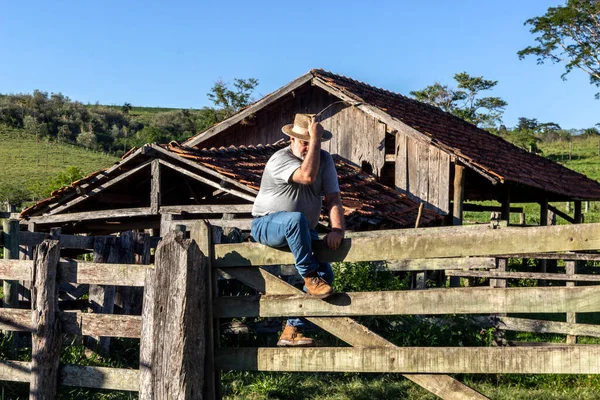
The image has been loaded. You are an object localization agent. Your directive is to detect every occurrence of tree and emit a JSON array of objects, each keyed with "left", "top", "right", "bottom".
[
  {"left": 122, "top": 102, "right": 132, "bottom": 114},
  {"left": 76, "top": 130, "right": 97, "bottom": 149},
  {"left": 518, "top": 0, "right": 600, "bottom": 98},
  {"left": 410, "top": 72, "right": 508, "bottom": 128},
  {"left": 207, "top": 78, "right": 259, "bottom": 119}
]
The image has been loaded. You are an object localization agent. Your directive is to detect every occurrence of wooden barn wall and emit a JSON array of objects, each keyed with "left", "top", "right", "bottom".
[
  {"left": 199, "top": 86, "right": 387, "bottom": 177},
  {"left": 395, "top": 132, "right": 450, "bottom": 215}
]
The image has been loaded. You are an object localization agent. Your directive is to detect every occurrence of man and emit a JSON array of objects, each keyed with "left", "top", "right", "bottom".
[{"left": 251, "top": 113, "right": 345, "bottom": 347}]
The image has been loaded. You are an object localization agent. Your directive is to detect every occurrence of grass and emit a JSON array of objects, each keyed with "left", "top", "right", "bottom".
[{"left": 0, "top": 126, "right": 119, "bottom": 206}]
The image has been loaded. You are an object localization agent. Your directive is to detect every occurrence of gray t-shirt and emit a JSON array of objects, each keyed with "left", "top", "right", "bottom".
[{"left": 252, "top": 146, "right": 340, "bottom": 229}]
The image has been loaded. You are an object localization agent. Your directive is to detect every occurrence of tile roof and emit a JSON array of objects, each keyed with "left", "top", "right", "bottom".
[
  {"left": 164, "top": 141, "right": 442, "bottom": 228},
  {"left": 21, "top": 141, "right": 442, "bottom": 229},
  {"left": 311, "top": 69, "right": 600, "bottom": 200}
]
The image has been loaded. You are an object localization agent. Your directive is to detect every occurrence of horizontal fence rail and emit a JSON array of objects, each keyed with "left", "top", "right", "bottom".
[
  {"left": 214, "top": 223, "right": 600, "bottom": 267},
  {"left": 0, "top": 361, "right": 139, "bottom": 391},
  {"left": 215, "top": 286, "right": 600, "bottom": 318},
  {"left": 217, "top": 346, "right": 600, "bottom": 374}
]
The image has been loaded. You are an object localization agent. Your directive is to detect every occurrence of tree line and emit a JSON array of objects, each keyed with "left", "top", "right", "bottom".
[{"left": 0, "top": 78, "right": 258, "bottom": 157}]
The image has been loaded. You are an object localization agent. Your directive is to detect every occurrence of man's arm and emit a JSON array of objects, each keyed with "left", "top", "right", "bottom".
[
  {"left": 324, "top": 192, "right": 345, "bottom": 250},
  {"left": 291, "top": 117, "right": 322, "bottom": 185}
]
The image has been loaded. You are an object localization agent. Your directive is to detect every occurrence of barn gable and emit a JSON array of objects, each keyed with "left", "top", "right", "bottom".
[{"left": 183, "top": 69, "right": 600, "bottom": 218}]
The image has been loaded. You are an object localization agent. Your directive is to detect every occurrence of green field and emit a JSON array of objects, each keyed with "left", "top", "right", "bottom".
[{"left": 0, "top": 126, "right": 119, "bottom": 207}]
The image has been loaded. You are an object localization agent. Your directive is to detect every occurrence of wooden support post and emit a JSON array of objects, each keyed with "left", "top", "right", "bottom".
[
  {"left": 115, "top": 232, "right": 150, "bottom": 315},
  {"left": 139, "top": 230, "right": 208, "bottom": 399},
  {"left": 501, "top": 187, "right": 510, "bottom": 222},
  {"left": 519, "top": 213, "right": 526, "bottom": 225},
  {"left": 150, "top": 159, "right": 161, "bottom": 214},
  {"left": 567, "top": 201, "right": 583, "bottom": 345},
  {"left": 3, "top": 219, "right": 20, "bottom": 309},
  {"left": 566, "top": 260, "right": 577, "bottom": 345},
  {"left": 30, "top": 238, "right": 61, "bottom": 399},
  {"left": 191, "top": 221, "right": 219, "bottom": 400},
  {"left": 450, "top": 163, "right": 465, "bottom": 287},
  {"left": 539, "top": 199, "right": 549, "bottom": 286},
  {"left": 87, "top": 236, "right": 118, "bottom": 355},
  {"left": 19, "top": 222, "right": 36, "bottom": 303}
]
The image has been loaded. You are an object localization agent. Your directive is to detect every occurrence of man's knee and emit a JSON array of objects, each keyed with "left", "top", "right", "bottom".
[{"left": 285, "top": 212, "right": 309, "bottom": 233}]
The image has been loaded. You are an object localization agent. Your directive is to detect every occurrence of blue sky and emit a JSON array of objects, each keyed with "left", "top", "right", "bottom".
[{"left": 1, "top": 0, "right": 598, "bottom": 129}]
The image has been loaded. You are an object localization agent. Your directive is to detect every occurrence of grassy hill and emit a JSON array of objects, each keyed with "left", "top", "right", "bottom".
[{"left": 0, "top": 126, "right": 119, "bottom": 207}]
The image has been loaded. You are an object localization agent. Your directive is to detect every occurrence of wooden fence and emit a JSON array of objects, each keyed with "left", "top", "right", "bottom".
[{"left": 1, "top": 220, "right": 600, "bottom": 398}]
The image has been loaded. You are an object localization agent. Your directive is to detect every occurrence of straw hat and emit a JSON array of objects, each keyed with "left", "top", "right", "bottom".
[{"left": 282, "top": 113, "right": 332, "bottom": 142}]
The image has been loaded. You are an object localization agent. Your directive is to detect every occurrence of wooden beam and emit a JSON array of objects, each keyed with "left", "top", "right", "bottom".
[
  {"left": 216, "top": 346, "right": 600, "bottom": 374},
  {"left": 18, "top": 231, "right": 95, "bottom": 249},
  {"left": 150, "top": 144, "right": 259, "bottom": 196},
  {"left": 160, "top": 204, "right": 253, "bottom": 214},
  {"left": 484, "top": 316, "right": 600, "bottom": 338},
  {"left": 493, "top": 252, "right": 600, "bottom": 261},
  {"left": 446, "top": 269, "right": 600, "bottom": 282},
  {"left": 47, "top": 160, "right": 153, "bottom": 216},
  {"left": 214, "top": 223, "right": 600, "bottom": 267},
  {"left": 183, "top": 72, "right": 313, "bottom": 147},
  {"left": 223, "top": 267, "right": 487, "bottom": 399},
  {"left": 2, "top": 219, "right": 20, "bottom": 310},
  {"left": 461, "top": 204, "right": 523, "bottom": 213},
  {"left": 215, "top": 286, "right": 600, "bottom": 318},
  {"left": 157, "top": 159, "right": 256, "bottom": 202},
  {"left": 150, "top": 159, "right": 161, "bottom": 214},
  {"left": 27, "top": 207, "right": 153, "bottom": 225},
  {"left": 548, "top": 204, "right": 576, "bottom": 224}
]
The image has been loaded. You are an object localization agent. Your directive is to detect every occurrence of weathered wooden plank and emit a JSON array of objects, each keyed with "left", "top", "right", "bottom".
[
  {"left": 217, "top": 346, "right": 600, "bottom": 374},
  {"left": 139, "top": 231, "right": 207, "bottom": 399},
  {"left": 3, "top": 219, "right": 19, "bottom": 310},
  {"left": 158, "top": 158, "right": 256, "bottom": 202},
  {"left": 224, "top": 267, "right": 487, "bottom": 400},
  {"left": 88, "top": 236, "right": 118, "bottom": 355},
  {"left": 0, "top": 361, "right": 31, "bottom": 382},
  {"left": 447, "top": 269, "right": 600, "bottom": 282},
  {"left": 0, "top": 259, "right": 149, "bottom": 286},
  {"left": 214, "top": 223, "right": 600, "bottom": 267},
  {"left": 566, "top": 260, "right": 577, "bottom": 344},
  {"left": 220, "top": 257, "right": 496, "bottom": 280},
  {"left": 47, "top": 160, "right": 153, "bottom": 216},
  {"left": 501, "top": 316, "right": 600, "bottom": 337},
  {"left": 19, "top": 231, "right": 95, "bottom": 249},
  {"left": 27, "top": 207, "right": 153, "bottom": 225},
  {"left": 191, "top": 221, "right": 219, "bottom": 400},
  {"left": 160, "top": 204, "right": 253, "bottom": 214},
  {"left": 495, "top": 252, "right": 600, "bottom": 261},
  {"left": 0, "top": 361, "right": 139, "bottom": 390},
  {"left": 394, "top": 131, "right": 408, "bottom": 193},
  {"left": 30, "top": 239, "right": 62, "bottom": 399},
  {"left": 58, "top": 260, "right": 149, "bottom": 286},
  {"left": 428, "top": 145, "right": 439, "bottom": 212},
  {"left": 150, "top": 159, "right": 161, "bottom": 214},
  {"left": 438, "top": 151, "right": 451, "bottom": 215},
  {"left": 215, "top": 286, "right": 600, "bottom": 318},
  {"left": 60, "top": 365, "right": 139, "bottom": 391}
]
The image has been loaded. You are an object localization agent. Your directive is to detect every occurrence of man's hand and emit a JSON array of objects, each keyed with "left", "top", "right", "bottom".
[
  {"left": 324, "top": 230, "right": 344, "bottom": 250},
  {"left": 308, "top": 116, "right": 323, "bottom": 141}
]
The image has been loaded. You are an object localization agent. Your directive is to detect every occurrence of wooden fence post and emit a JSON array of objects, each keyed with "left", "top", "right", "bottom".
[
  {"left": 192, "top": 221, "right": 219, "bottom": 400},
  {"left": 3, "top": 219, "right": 20, "bottom": 309},
  {"left": 140, "top": 229, "right": 208, "bottom": 399},
  {"left": 30, "top": 238, "right": 61, "bottom": 399}
]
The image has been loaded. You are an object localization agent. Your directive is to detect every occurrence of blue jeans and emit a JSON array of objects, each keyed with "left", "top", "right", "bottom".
[{"left": 251, "top": 211, "right": 334, "bottom": 330}]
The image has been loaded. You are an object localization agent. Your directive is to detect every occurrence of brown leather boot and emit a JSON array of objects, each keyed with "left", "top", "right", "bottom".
[
  {"left": 277, "top": 324, "right": 315, "bottom": 347},
  {"left": 304, "top": 271, "right": 334, "bottom": 299}
]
